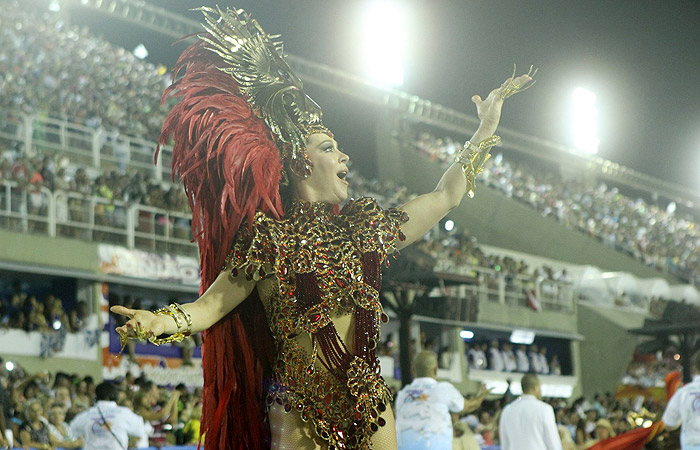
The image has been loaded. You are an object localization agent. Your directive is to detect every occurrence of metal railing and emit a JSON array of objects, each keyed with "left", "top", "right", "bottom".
[
  {"left": 0, "top": 111, "right": 172, "bottom": 182},
  {"left": 1, "top": 178, "right": 573, "bottom": 312},
  {"left": 0, "top": 180, "right": 195, "bottom": 256},
  {"left": 434, "top": 261, "right": 576, "bottom": 314}
]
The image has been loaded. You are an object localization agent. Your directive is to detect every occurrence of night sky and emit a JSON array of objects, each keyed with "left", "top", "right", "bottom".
[{"left": 71, "top": 0, "right": 700, "bottom": 190}]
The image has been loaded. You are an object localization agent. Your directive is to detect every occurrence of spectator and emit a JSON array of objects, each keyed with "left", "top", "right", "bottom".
[
  {"left": 582, "top": 418, "right": 615, "bottom": 448},
  {"left": 19, "top": 399, "right": 52, "bottom": 450},
  {"left": 0, "top": 374, "right": 11, "bottom": 450},
  {"left": 539, "top": 346, "right": 550, "bottom": 375},
  {"left": 46, "top": 403, "right": 82, "bottom": 449},
  {"left": 501, "top": 342, "right": 517, "bottom": 372},
  {"left": 70, "top": 381, "right": 146, "bottom": 450},
  {"left": 662, "top": 351, "right": 700, "bottom": 449},
  {"left": 529, "top": 344, "right": 543, "bottom": 373},
  {"left": 516, "top": 345, "right": 530, "bottom": 373},
  {"left": 498, "top": 373, "right": 562, "bottom": 450},
  {"left": 395, "top": 350, "right": 489, "bottom": 450},
  {"left": 488, "top": 340, "right": 505, "bottom": 372}
]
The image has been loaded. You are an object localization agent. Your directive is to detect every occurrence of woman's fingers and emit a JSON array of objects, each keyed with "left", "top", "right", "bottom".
[{"left": 111, "top": 305, "right": 135, "bottom": 318}]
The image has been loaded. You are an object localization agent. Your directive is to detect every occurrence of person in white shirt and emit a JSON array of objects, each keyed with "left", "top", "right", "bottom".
[
  {"left": 498, "top": 373, "right": 562, "bottom": 450},
  {"left": 662, "top": 353, "right": 700, "bottom": 450},
  {"left": 395, "top": 350, "right": 489, "bottom": 450},
  {"left": 529, "top": 344, "right": 543, "bottom": 373},
  {"left": 501, "top": 343, "right": 517, "bottom": 372},
  {"left": 70, "top": 382, "right": 146, "bottom": 450},
  {"left": 468, "top": 343, "right": 488, "bottom": 370},
  {"left": 539, "top": 347, "right": 550, "bottom": 375},
  {"left": 516, "top": 345, "right": 530, "bottom": 372},
  {"left": 488, "top": 340, "right": 505, "bottom": 372}
]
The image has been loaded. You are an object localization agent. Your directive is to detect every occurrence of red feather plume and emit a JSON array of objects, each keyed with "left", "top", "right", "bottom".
[{"left": 156, "top": 37, "right": 280, "bottom": 450}]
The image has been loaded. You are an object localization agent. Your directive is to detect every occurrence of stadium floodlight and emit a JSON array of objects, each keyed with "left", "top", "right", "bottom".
[
  {"left": 363, "top": 1, "right": 405, "bottom": 86},
  {"left": 133, "top": 44, "right": 149, "bottom": 60},
  {"left": 48, "top": 0, "right": 60, "bottom": 11},
  {"left": 444, "top": 219, "right": 454, "bottom": 232},
  {"left": 571, "top": 87, "right": 599, "bottom": 154}
]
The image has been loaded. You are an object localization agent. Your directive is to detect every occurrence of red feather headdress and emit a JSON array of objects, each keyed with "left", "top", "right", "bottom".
[{"left": 155, "top": 6, "right": 331, "bottom": 449}]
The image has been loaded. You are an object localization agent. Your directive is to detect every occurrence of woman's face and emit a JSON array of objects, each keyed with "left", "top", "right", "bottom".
[
  {"left": 596, "top": 426, "right": 611, "bottom": 440},
  {"left": 27, "top": 403, "right": 43, "bottom": 422},
  {"left": 48, "top": 406, "right": 65, "bottom": 425},
  {"left": 295, "top": 133, "right": 349, "bottom": 204}
]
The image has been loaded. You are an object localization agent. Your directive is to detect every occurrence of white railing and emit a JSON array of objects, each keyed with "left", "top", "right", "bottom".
[
  {"left": 435, "top": 261, "right": 576, "bottom": 314},
  {"left": 0, "top": 111, "right": 173, "bottom": 182},
  {"left": 0, "top": 180, "right": 196, "bottom": 256}
]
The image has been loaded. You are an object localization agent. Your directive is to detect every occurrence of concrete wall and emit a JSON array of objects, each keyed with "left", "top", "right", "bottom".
[
  {"left": 478, "top": 300, "right": 577, "bottom": 334},
  {"left": 577, "top": 303, "right": 647, "bottom": 396},
  {"left": 0, "top": 228, "right": 98, "bottom": 272}
]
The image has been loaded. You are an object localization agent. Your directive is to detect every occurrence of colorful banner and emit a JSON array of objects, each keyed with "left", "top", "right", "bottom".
[{"left": 98, "top": 244, "right": 200, "bottom": 285}]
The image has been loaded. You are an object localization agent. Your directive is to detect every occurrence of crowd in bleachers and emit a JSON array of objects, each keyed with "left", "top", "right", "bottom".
[
  {"left": 621, "top": 349, "right": 682, "bottom": 389},
  {"left": 460, "top": 390, "right": 667, "bottom": 449},
  {"left": 0, "top": 362, "right": 202, "bottom": 449},
  {"left": 0, "top": 288, "right": 88, "bottom": 334},
  {"left": 0, "top": 362, "right": 672, "bottom": 450},
  {"left": 412, "top": 130, "right": 700, "bottom": 286},
  {"left": 0, "top": 3, "right": 170, "bottom": 140},
  {"left": 0, "top": 149, "right": 189, "bottom": 213},
  {"left": 4, "top": 0, "right": 700, "bottom": 293}
]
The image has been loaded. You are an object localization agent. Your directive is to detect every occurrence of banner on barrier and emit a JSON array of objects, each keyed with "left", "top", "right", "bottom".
[{"left": 98, "top": 244, "right": 200, "bottom": 285}]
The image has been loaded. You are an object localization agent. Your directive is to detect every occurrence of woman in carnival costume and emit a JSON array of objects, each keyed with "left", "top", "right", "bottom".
[{"left": 111, "top": 6, "right": 535, "bottom": 450}]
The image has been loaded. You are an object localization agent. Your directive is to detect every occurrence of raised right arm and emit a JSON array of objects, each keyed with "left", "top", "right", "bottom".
[{"left": 111, "top": 269, "right": 255, "bottom": 339}]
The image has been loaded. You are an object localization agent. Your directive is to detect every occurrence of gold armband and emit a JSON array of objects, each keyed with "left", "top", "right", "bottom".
[
  {"left": 455, "top": 135, "right": 501, "bottom": 198},
  {"left": 150, "top": 303, "right": 192, "bottom": 346}
]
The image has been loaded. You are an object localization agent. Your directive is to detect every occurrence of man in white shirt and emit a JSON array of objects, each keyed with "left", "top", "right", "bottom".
[
  {"left": 488, "top": 340, "right": 505, "bottom": 372},
  {"left": 71, "top": 382, "right": 146, "bottom": 450},
  {"left": 501, "top": 343, "right": 517, "bottom": 372},
  {"left": 662, "top": 353, "right": 700, "bottom": 450},
  {"left": 468, "top": 343, "right": 488, "bottom": 370},
  {"left": 529, "top": 344, "right": 543, "bottom": 373},
  {"left": 539, "top": 347, "right": 550, "bottom": 375},
  {"left": 516, "top": 345, "right": 530, "bottom": 372},
  {"left": 498, "top": 373, "right": 562, "bottom": 450},
  {"left": 395, "top": 350, "right": 489, "bottom": 450}
]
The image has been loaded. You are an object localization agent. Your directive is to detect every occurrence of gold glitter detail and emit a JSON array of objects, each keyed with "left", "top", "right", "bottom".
[{"left": 224, "top": 197, "right": 407, "bottom": 448}]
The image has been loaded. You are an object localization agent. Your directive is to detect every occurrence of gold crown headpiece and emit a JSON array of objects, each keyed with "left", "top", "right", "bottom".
[{"left": 198, "top": 6, "right": 331, "bottom": 178}]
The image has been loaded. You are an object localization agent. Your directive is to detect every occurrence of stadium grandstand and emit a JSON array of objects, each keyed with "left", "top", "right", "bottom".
[{"left": 0, "top": 0, "right": 696, "bottom": 449}]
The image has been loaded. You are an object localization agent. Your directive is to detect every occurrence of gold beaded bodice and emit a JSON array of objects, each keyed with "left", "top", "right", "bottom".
[{"left": 224, "top": 197, "right": 407, "bottom": 449}]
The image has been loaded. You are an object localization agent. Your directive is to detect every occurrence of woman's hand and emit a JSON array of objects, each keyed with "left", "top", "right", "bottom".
[
  {"left": 471, "top": 65, "right": 537, "bottom": 140},
  {"left": 110, "top": 305, "right": 170, "bottom": 342}
]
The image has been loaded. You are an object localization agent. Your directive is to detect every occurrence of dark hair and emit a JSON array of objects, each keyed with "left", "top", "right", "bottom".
[
  {"left": 95, "top": 382, "right": 118, "bottom": 402},
  {"left": 694, "top": 351, "right": 700, "bottom": 372},
  {"left": 520, "top": 373, "right": 540, "bottom": 394}
]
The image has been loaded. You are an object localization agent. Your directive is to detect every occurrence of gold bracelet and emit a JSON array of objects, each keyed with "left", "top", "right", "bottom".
[
  {"left": 172, "top": 303, "right": 193, "bottom": 335},
  {"left": 455, "top": 135, "right": 501, "bottom": 198},
  {"left": 148, "top": 332, "right": 188, "bottom": 346},
  {"left": 154, "top": 305, "right": 184, "bottom": 333}
]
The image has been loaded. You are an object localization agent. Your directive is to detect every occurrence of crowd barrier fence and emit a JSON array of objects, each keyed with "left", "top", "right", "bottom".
[
  {"left": 0, "top": 111, "right": 173, "bottom": 182},
  {"left": 0, "top": 179, "right": 195, "bottom": 257}
]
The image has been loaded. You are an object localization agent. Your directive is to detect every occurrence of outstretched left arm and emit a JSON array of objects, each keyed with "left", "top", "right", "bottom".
[{"left": 397, "top": 68, "right": 535, "bottom": 249}]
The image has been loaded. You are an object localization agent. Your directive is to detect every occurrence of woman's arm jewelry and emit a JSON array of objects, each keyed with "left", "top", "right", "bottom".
[
  {"left": 499, "top": 64, "right": 538, "bottom": 99},
  {"left": 455, "top": 135, "right": 501, "bottom": 198},
  {"left": 172, "top": 302, "right": 193, "bottom": 334},
  {"left": 155, "top": 305, "right": 184, "bottom": 333}
]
